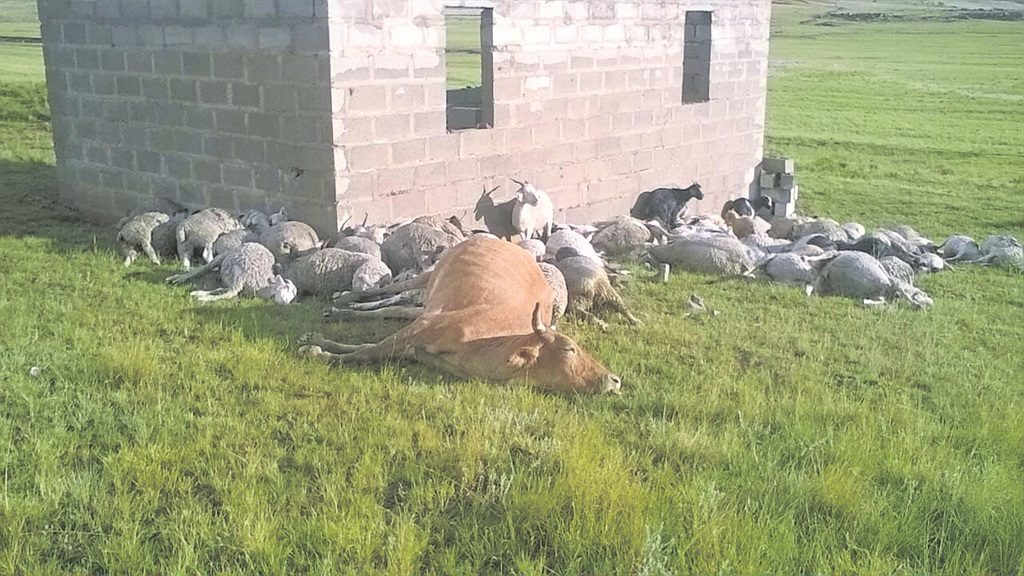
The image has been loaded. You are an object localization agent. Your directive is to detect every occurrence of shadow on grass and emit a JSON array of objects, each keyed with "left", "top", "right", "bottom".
[{"left": 0, "top": 158, "right": 107, "bottom": 253}]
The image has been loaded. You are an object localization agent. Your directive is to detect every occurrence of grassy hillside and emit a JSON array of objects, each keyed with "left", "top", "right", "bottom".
[{"left": 0, "top": 1, "right": 1022, "bottom": 574}]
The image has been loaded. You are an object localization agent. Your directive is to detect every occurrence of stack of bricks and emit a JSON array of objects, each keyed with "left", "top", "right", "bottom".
[
  {"left": 758, "top": 157, "right": 797, "bottom": 217},
  {"left": 38, "top": 0, "right": 774, "bottom": 237}
]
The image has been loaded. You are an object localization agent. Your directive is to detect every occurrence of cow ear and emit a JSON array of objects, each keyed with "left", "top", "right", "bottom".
[
  {"left": 531, "top": 303, "right": 555, "bottom": 343},
  {"left": 508, "top": 346, "right": 539, "bottom": 369}
]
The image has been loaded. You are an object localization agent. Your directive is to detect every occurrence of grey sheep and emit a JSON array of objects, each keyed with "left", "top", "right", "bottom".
[
  {"left": 259, "top": 221, "right": 321, "bottom": 265},
  {"left": 538, "top": 261, "right": 568, "bottom": 327},
  {"left": 381, "top": 222, "right": 462, "bottom": 274},
  {"left": 175, "top": 207, "right": 245, "bottom": 270},
  {"left": 792, "top": 218, "right": 848, "bottom": 243},
  {"left": 517, "top": 239, "right": 547, "bottom": 261},
  {"left": 151, "top": 213, "right": 186, "bottom": 261},
  {"left": 284, "top": 248, "right": 391, "bottom": 299},
  {"left": 352, "top": 258, "right": 393, "bottom": 292},
  {"left": 761, "top": 253, "right": 819, "bottom": 287},
  {"left": 938, "top": 235, "right": 981, "bottom": 262},
  {"left": 813, "top": 251, "right": 933, "bottom": 309},
  {"left": 648, "top": 234, "right": 754, "bottom": 276},
  {"left": 555, "top": 249, "right": 640, "bottom": 329},
  {"left": 330, "top": 235, "right": 382, "bottom": 259},
  {"left": 975, "top": 235, "right": 1023, "bottom": 268},
  {"left": 413, "top": 214, "right": 467, "bottom": 240},
  {"left": 590, "top": 216, "right": 652, "bottom": 257},
  {"left": 212, "top": 229, "right": 258, "bottom": 257},
  {"left": 880, "top": 255, "right": 916, "bottom": 285},
  {"left": 117, "top": 212, "right": 170, "bottom": 266},
  {"left": 166, "top": 242, "right": 282, "bottom": 303},
  {"left": 545, "top": 228, "right": 602, "bottom": 265}
]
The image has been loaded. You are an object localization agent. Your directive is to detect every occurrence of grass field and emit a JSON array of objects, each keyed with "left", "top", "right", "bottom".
[{"left": 1, "top": 1, "right": 1023, "bottom": 574}]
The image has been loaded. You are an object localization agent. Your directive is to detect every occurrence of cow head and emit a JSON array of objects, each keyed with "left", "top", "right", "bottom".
[{"left": 508, "top": 304, "right": 622, "bottom": 395}]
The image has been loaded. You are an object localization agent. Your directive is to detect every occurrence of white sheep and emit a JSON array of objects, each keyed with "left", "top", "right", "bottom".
[
  {"left": 544, "top": 228, "right": 602, "bottom": 266},
  {"left": 175, "top": 208, "right": 245, "bottom": 270},
  {"left": 259, "top": 221, "right": 321, "bottom": 265},
  {"left": 117, "top": 212, "right": 170, "bottom": 266},
  {"left": 283, "top": 248, "right": 391, "bottom": 299},
  {"left": 166, "top": 242, "right": 283, "bottom": 303}
]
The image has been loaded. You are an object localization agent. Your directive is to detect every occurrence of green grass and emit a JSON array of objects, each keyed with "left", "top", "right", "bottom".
[
  {"left": 0, "top": 0, "right": 39, "bottom": 38},
  {"left": 2, "top": 1, "right": 1024, "bottom": 574},
  {"left": 446, "top": 16, "right": 483, "bottom": 89}
]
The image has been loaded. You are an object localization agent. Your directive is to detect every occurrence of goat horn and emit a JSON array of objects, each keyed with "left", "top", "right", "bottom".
[
  {"left": 362, "top": 212, "right": 369, "bottom": 227},
  {"left": 511, "top": 178, "right": 525, "bottom": 187}
]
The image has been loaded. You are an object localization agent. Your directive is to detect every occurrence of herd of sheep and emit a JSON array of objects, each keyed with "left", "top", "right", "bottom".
[{"left": 115, "top": 180, "right": 1023, "bottom": 324}]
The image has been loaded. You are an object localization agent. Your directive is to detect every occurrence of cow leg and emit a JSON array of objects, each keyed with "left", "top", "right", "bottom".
[
  {"left": 298, "top": 329, "right": 417, "bottom": 365},
  {"left": 299, "top": 332, "right": 374, "bottom": 354},
  {"left": 327, "top": 306, "right": 424, "bottom": 321}
]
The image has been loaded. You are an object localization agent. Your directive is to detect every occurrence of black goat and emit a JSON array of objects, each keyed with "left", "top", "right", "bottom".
[{"left": 630, "top": 183, "right": 705, "bottom": 228}]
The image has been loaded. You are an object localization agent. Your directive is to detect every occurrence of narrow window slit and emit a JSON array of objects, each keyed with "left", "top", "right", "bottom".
[{"left": 445, "top": 6, "right": 494, "bottom": 131}]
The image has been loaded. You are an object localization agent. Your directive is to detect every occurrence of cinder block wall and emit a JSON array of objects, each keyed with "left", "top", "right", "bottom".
[
  {"left": 333, "top": 0, "right": 772, "bottom": 225},
  {"left": 40, "top": 0, "right": 771, "bottom": 234},
  {"left": 38, "top": 0, "right": 339, "bottom": 232}
]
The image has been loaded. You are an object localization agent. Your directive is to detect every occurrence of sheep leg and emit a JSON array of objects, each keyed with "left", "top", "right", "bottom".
[
  {"left": 191, "top": 286, "right": 242, "bottom": 303},
  {"left": 121, "top": 244, "right": 138, "bottom": 267},
  {"left": 332, "top": 274, "right": 430, "bottom": 305},
  {"left": 141, "top": 240, "right": 161, "bottom": 265},
  {"left": 572, "top": 309, "right": 609, "bottom": 331},
  {"left": 177, "top": 242, "right": 192, "bottom": 270},
  {"left": 166, "top": 254, "right": 221, "bottom": 285},
  {"left": 201, "top": 243, "right": 214, "bottom": 264},
  {"left": 350, "top": 294, "right": 410, "bottom": 311}
]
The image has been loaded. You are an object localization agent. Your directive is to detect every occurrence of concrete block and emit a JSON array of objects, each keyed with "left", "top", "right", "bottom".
[
  {"left": 213, "top": 54, "right": 245, "bottom": 79},
  {"left": 763, "top": 157, "right": 794, "bottom": 174},
  {"left": 778, "top": 173, "right": 795, "bottom": 189},
  {"left": 758, "top": 171, "right": 777, "bottom": 189},
  {"left": 244, "top": 0, "right": 276, "bottom": 19},
  {"left": 193, "top": 157, "right": 222, "bottom": 184},
  {"left": 763, "top": 185, "right": 797, "bottom": 204},
  {"left": 224, "top": 25, "right": 257, "bottom": 49},
  {"left": 182, "top": 53, "right": 212, "bottom": 77},
  {"left": 153, "top": 53, "right": 182, "bottom": 75},
  {"left": 258, "top": 26, "right": 293, "bottom": 50},
  {"left": 215, "top": 109, "right": 247, "bottom": 134},
  {"left": 116, "top": 76, "right": 141, "bottom": 96},
  {"left": 169, "top": 79, "right": 196, "bottom": 102},
  {"left": 230, "top": 83, "right": 260, "bottom": 107},
  {"left": 772, "top": 200, "right": 795, "bottom": 218},
  {"left": 247, "top": 112, "right": 280, "bottom": 138},
  {"left": 199, "top": 81, "right": 229, "bottom": 105},
  {"left": 150, "top": 1, "right": 178, "bottom": 20},
  {"left": 211, "top": 0, "right": 243, "bottom": 19}
]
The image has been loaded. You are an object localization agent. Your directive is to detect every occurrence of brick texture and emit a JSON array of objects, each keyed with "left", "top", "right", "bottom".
[{"left": 40, "top": 0, "right": 771, "bottom": 235}]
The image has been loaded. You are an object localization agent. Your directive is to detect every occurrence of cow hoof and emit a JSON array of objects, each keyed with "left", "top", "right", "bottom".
[{"left": 297, "top": 344, "right": 323, "bottom": 358}]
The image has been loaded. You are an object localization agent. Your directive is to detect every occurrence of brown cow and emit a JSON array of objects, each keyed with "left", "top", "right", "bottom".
[{"left": 298, "top": 236, "right": 622, "bottom": 394}]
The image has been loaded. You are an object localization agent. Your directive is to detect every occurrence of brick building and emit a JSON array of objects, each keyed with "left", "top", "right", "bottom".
[{"left": 38, "top": 0, "right": 772, "bottom": 234}]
